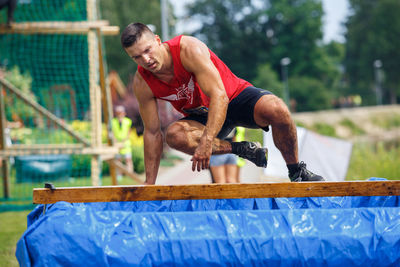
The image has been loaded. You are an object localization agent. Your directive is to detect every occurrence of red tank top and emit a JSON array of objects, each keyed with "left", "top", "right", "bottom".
[{"left": 138, "top": 35, "right": 252, "bottom": 116}]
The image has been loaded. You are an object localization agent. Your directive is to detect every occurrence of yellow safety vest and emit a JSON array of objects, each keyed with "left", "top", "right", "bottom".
[
  {"left": 112, "top": 117, "right": 132, "bottom": 155},
  {"left": 235, "top": 127, "right": 246, "bottom": 167}
]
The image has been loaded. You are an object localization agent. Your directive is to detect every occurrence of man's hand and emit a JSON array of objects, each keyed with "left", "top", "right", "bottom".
[{"left": 191, "top": 135, "right": 213, "bottom": 171}]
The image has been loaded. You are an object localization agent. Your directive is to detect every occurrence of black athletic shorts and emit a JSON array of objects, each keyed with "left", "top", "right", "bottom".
[{"left": 180, "top": 86, "right": 272, "bottom": 139}]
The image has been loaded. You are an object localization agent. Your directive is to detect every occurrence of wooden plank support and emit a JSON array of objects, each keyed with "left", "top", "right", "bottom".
[
  {"left": 33, "top": 180, "right": 400, "bottom": 204},
  {"left": 0, "top": 21, "right": 119, "bottom": 35},
  {"left": 0, "top": 144, "right": 119, "bottom": 157},
  {"left": 106, "top": 159, "right": 144, "bottom": 184},
  {"left": 96, "top": 27, "right": 117, "bottom": 185},
  {"left": 87, "top": 0, "right": 102, "bottom": 186}
]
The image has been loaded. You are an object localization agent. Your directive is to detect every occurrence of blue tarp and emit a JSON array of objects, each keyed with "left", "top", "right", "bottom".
[{"left": 16, "top": 195, "right": 400, "bottom": 266}]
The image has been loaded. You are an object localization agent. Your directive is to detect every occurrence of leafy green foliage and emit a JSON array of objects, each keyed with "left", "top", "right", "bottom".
[
  {"left": 3, "top": 67, "right": 36, "bottom": 124},
  {"left": 265, "top": 0, "right": 324, "bottom": 77},
  {"left": 289, "top": 76, "right": 332, "bottom": 112},
  {"left": 253, "top": 63, "right": 284, "bottom": 97},
  {"left": 186, "top": 0, "right": 342, "bottom": 111},
  {"left": 186, "top": 0, "right": 269, "bottom": 81},
  {"left": 131, "top": 145, "right": 145, "bottom": 174},
  {"left": 345, "top": 0, "right": 400, "bottom": 105}
]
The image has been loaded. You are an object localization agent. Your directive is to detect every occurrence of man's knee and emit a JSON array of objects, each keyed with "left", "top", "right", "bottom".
[
  {"left": 165, "top": 122, "right": 187, "bottom": 149},
  {"left": 271, "top": 96, "right": 291, "bottom": 118},
  {"left": 255, "top": 95, "right": 291, "bottom": 125}
]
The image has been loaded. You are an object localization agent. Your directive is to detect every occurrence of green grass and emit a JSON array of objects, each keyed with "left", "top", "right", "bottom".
[
  {"left": 295, "top": 121, "right": 307, "bottom": 128},
  {"left": 0, "top": 210, "right": 30, "bottom": 267},
  {"left": 311, "top": 123, "right": 337, "bottom": 137},
  {"left": 339, "top": 118, "right": 365, "bottom": 135},
  {"left": 346, "top": 142, "right": 400, "bottom": 180},
  {"left": 371, "top": 114, "right": 400, "bottom": 130}
]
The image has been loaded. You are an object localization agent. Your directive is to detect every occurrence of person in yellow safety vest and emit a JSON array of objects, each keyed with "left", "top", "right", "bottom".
[
  {"left": 112, "top": 105, "right": 133, "bottom": 180},
  {"left": 235, "top": 127, "right": 246, "bottom": 174}
]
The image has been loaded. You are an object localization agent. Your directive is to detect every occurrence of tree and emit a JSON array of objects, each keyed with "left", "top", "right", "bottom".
[
  {"left": 345, "top": 0, "right": 400, "bottom": 104},
  {"left": 265, "top": 0, "right": 328, "bottom": 79},
  {"left": 289, "top": 76, "right": 332, "bottom": 112},
  {"left": 253, "top": 63, "right": 283, "bottom": 97},
  {"left": 321, "top": 41, "right": 346, "bottom": 99},
  {"left": 186, "top": 0, "right": 341, "bottom": 111},
  {"left": 186, "top": 0, "right": 269, "bottom": 81}
]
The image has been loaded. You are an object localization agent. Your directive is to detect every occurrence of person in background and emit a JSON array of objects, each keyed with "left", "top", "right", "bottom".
[
  {"left": 209, "top": 129, "right": 238, "bottom": 183},
  {"left": 234, "top": 127, "right": 246, "bottom": 180},
  {"left": 112, "top": 105, "right": 133, "bottom": 179}
]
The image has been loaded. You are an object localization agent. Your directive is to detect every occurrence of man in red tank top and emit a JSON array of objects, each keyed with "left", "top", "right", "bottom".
[{"left": 121, "top": 23, "right": 324, "bottom": 185}]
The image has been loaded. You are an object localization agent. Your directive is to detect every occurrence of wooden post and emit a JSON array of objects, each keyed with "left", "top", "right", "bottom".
[
  {"left": 96, "top": 28, "right": 117, "bottom": 185},
  {"left": 87, "top": 0, "right": 102, "bottom": 186},
  {"left": 0, "top": 86, "right": 10, "bottom": 198}
]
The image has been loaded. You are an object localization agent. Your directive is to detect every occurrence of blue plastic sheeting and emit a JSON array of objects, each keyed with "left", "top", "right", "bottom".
[{"left": 17, "top": 196, "right": 400, "bottom": 267}]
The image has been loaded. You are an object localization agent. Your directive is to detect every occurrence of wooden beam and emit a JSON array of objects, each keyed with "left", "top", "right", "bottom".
[
  {"left": 0, "top": 21, "right": 119, "bottom": 35},
  {"left": 0, "top": 144, "right": 119, "bottom": 157},
  {"left": 106, "top": 159, "right": 144, "bottom": 184},
  {"left": 96, "top": 28, "right": 117, "bottom": 185},
  {"left": 33, "top": 180, "right": 400, "bottom": 204},
  {"left": 0, "top": 77, "right": 90, "bottom": 146}
]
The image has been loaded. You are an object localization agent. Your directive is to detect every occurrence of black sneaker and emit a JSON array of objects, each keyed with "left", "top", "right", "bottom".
[
  {"left": 232, "top": 141, "right": 268, "bottom": 168},
  {"left": 289, "top": 162, "right": 325, "bottom": 182}
]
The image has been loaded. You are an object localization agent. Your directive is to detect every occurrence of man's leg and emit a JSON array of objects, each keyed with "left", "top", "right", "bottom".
[
  {"left": 166, "top": 119, "right": 267, "bottom": 167},
  {"left": 253, "top": 94, "right": 324, "bottom": 182},
  {"left": 254, "top": 95, "right": 298, "bottom": 164},
  {"left": 165, "top": 119, "right": 231, "bottom": 155}
]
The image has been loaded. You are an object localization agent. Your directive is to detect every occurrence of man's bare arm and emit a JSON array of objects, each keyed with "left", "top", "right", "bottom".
[
  {"left": 133, "top": 71, "right": 163, "bottom": 184},
  {"left": 180, "top": 36, "right": 229, "bottom": 171}
]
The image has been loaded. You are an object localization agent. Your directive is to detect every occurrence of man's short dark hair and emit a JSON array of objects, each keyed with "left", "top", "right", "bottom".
[{"left": 121, "top": 22, "right": 154, "bottom": 48}]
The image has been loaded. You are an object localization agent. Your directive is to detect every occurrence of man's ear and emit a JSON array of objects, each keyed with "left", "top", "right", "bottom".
[{"left": 155, "top": 35, "right": 162, "bottom": 44}]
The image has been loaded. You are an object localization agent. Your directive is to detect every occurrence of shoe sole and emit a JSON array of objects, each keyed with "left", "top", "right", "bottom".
[
  {"left": 255, "top": 148, "right": 268, "bottom": 168},
  {"left": 291, "top": 177, "right": 326, "bottom": 182}
]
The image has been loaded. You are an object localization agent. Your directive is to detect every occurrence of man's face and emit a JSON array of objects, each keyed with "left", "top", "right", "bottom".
[
  {"left": 125, "top": 33, "right": 163, "bottom": 73},
  {"left": 116, "top": 111, "right": 125, "bottom": 119}
]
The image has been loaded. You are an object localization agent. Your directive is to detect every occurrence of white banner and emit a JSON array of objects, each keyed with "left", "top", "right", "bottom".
[{"left": 263, "top": 127, "right": 353, "bottom": 181}]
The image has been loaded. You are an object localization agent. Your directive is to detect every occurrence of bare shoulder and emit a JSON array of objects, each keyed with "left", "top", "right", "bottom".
[
  {"left": 133, "top": 71, "right": 154, "bottom": 100},
  {"left": 133, "top": 70, "right": 145, "bottom": 87},
  {"left": 180, "top": 36, "right": 211, "bottom": 72}
]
